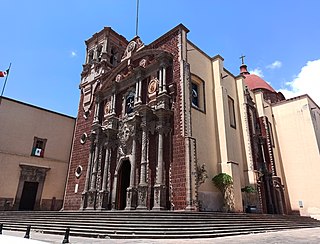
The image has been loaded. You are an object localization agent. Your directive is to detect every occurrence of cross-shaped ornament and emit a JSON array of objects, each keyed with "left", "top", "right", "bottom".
[{"left": 240, "top": 55, "right": 246, "bottom": 64}]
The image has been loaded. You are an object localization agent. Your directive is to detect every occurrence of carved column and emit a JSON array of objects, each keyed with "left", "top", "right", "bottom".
[
  {"left": 80, "top": 134, "right": 95, "bottom": 210},
  {"left": 97, "top": 144, "right": 111, "bottom": 210},
  {"left": 137, "top": 120, "right": 148, "bottom": 209},
  {"left": 159, "top": 65, "right": 167, "bottom": 94},
  {"left": 111, "top": 93, "right": 116, "bottom": 115},
  {"left": 93, "top": 100, "right": 100, "bottom": 124},
  {"left": 125, "top": 131, "right": 138, "bottom": 210},
  {"left": 134, "top": 74, "right": 142, "bottom": 105},
  {"left": 152, "top": 91, "right": 172, "bottom": 210},
  {"left": 153, "top": 119, "right": 166, "bottom": 210},
  {"left": 86, "top": 132, "right": 101, "bottom": 209},
  {"left": 159, "top": 68, "right": 163, "bottom": 92}
]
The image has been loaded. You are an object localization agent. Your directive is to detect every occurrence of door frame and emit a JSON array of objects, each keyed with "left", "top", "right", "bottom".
[{"left": 13, "top": 164, "right": 50, "bottom": 210}]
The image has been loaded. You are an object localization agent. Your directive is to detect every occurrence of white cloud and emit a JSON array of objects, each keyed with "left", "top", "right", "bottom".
[
  {"left": 249, "top": 68, "right": 264, "bottom": 78},
  {"left": 279, "top": 59, "right": 320, "bottom": 105},
  {"left": 70, "top": 51, "right": 77, "bottom": 57},
  {"left": 266, "top": 60, "right": 282, "bottom": 69}
]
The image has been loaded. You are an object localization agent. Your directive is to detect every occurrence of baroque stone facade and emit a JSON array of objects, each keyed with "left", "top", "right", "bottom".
[{"left": 64, "top": 25, "right": 191, "bottom": 210}]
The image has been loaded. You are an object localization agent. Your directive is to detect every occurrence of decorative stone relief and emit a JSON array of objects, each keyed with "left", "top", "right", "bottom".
[
  {"left": 115, "top": 74, "right": 122, "bottom": 82},
  {"left": 19, "top": 164, "right": 50, "bottom": 182},
  {"left": 121, "top": 37, "right": 144, "bottom": 63},
  {"left": 81, "top": 81, "right": 99, "bottom": 114},
  {"left": 147, "top": 77, "right": 159, "bottom": 105},
  {"left": 139, "top": 58, "right": 148, "bottom": 68},
  {"left": 104, "top": 101, "right": 112, "bottom": 116},
  {"left": 118, "top": 122, "right": 134, "bottom": 156},
  {"left": 148, "top": 78, "right": 159, "bottom": 94}
]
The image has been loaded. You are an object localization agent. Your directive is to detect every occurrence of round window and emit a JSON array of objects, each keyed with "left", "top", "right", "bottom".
[
  {"left": 75, "top": 165, "right": 83, "bottom": 178},
  {"left": 80, "top": 133, "right": 87, "bottom": 144}
]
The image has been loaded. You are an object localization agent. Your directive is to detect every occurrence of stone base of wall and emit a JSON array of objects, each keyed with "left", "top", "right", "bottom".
[
  {"left": 41, "top": 198, "right": 63, "bottom": 211},
  {"left": 0, "top": 198, "right": 14, "bottom": 210},
  {"left": 0, "top": 197, "right": 63, "bottom": 211}
]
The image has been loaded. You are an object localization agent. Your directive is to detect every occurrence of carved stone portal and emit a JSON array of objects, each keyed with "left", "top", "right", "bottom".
[{"left": 13, "top": 164, "right": 50, "bottom": 210}]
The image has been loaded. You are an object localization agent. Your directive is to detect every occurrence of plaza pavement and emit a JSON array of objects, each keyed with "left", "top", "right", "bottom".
[{"left": 2, "top": 227, "right": 320, "bottom": 243}]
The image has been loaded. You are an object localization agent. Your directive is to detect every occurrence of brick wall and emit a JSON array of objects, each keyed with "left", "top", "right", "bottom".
[{"left": 63, "top": 94, "right": 95, "bottom": 210}]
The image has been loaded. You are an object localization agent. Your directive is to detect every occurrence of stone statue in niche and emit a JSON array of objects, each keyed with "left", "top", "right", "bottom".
[{"left": 118, "top": 122, "right": 134, "bottom": 156}]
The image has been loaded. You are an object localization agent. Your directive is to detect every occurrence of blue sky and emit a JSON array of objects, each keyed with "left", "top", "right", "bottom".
[{"left": 1, "top": 0, "right": 320, "bottom": 117}]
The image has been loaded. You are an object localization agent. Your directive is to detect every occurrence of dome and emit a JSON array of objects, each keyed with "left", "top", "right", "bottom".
[
  {"left": 243, "top": 73, "right": 275, "bottom": 92},
  {"left": 240, "top": 64, "right": 276, "bottom": 92}
]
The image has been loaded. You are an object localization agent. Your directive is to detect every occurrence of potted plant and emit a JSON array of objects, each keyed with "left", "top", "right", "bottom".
[
  {"left": 241, "top": 185, "right": 257, "bottom": 213},
  {"left": 212, "top": 173, "right": 235, "bottom": 212}
]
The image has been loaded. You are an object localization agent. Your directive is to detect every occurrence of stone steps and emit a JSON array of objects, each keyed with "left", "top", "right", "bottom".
[{"left": 1, "top": 211, "right": 319, "bottom": 239}]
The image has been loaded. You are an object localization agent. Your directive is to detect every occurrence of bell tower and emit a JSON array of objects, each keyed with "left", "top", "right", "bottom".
[{"left": 80, "top": 27, "right": 128, "bottom": 117}]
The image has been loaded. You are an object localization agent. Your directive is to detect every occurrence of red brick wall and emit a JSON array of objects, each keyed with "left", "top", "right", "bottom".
[{"left": 63, "top": 93, "right": 95, "bottom": 210}]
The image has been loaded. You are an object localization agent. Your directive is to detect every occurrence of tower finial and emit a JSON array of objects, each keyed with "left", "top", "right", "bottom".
[
  {"left": 239, "top": 54, "right": 250, "bottom": 75},
  {"left": 239, "top": 54, "right": 246, "bottom": 65}
]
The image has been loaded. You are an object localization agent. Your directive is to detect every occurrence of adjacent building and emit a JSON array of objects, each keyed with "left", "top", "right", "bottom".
[
  {"left": 59, "top": 24, "right": 320, "bottom": 217},
  {"left": 0, "top": 97, "right": 75, "bottom": 211}
]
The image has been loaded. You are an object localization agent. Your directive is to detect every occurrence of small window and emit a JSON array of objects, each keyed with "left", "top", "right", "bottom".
[
  {"left": 191, "top": 75, "right": 205, "bottom": 112},
  {"left": 31, "top": 137, "right": 47, "bottom": 157},
  {"left": 268, "top": 122, "right": 275, "bottom": 147},
  {"left": 192, "top": 82, "right": 199, "bottom": 107},
  {"left": 248, "top": 108, "right": 256, "bottom": 134},
  {"left": 125, "top": 91, "right": 135, "bottom": 114},
  {"left": 97, "top": 45, "right": 103, "bottom": 62},
  {"left": 88, "top": 51, "right": 94, "bottom": 64},
  {"left": 110, "top": 47, "right": 118, "bottom": 66},
  {"left": 228, "top": 96, "right": 236, "bottom": 129}
]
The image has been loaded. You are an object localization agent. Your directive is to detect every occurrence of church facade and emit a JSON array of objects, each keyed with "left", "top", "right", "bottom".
[{"left": 63, "top": 24, "right": 320, "bottom": 216}]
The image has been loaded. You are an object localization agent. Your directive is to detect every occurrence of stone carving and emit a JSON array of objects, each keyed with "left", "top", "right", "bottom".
[
  {"left": 104, "top": 101, "right": 111, "bottom": 115},
  {"left": 115, "top": 74, "right": 122, "bottom": 82},
  {"left": 139, "top": 58, "right": 148, "bottom": 68},
  {"left": 20, "top": 164, "right": 50, "bottom": 182},
  {"left": 81, "top": 81, "right": 99, "bottom": 114},
  {"left": 118, "top": 122, "right": 134, "bottom": 156},
  {"left": 148, "top": 78, "right": 159, "bottom": 94},
  {"left": 121, "top": 37, "right": 144, "bottom": 63}
]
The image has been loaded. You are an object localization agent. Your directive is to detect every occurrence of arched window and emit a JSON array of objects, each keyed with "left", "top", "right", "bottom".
[
  {"left": 88, "top": 50, "right": 94, "bottom": 64},
  {"left": 110, "top": 47, "right": 118, "bottom": 65},
  {"left": 125, "top": 91, "right": 135, "bottom": 114},
  {"left": 97, "top": 45, "right": 103, "bottom": 62},
  {"left": 191, "top": 74, "right": 206, "bottom": 112}
]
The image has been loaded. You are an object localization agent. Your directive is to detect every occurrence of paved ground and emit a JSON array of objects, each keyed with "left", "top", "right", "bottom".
[{"left": 2, "top": 227, "right": 320, "bottom": 243}]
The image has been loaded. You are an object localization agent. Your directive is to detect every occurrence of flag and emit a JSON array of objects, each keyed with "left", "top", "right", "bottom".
[{"left": 0, "top": 69, "right": 9, "bottom": 78}]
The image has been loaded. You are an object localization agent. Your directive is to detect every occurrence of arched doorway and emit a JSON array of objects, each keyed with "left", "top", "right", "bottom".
[{"left": 116, "top": 160, "right": 131, "bottom": 210}]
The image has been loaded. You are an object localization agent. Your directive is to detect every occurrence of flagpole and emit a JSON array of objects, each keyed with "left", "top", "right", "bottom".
[
  {"left": 0, "top": 63, "right": 12, "bottom": 105},
  {"left": 135, "top": 0, "right": 140, "bottom": 36}
]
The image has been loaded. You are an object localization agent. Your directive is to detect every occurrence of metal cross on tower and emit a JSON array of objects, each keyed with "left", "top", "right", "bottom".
[{"left": 239, "top": 54, "right": 246, "bottom": 65}]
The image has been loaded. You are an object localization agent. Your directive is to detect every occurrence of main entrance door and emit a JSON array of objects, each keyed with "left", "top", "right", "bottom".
[
  {"left": 19, "top": 181, "right": 39, "bottom": 210},
  {"left": 117, "top": 160, "right": 131, "bottom": 210}
]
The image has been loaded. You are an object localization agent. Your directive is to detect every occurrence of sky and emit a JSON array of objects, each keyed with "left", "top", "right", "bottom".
[{"left": 1, "top": 0, "right": 320, "bottom": 117}]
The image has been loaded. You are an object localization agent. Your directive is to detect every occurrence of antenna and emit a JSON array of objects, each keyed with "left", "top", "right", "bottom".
[{"left": 135, "top": 0, "right": 140, "bottom": 36}]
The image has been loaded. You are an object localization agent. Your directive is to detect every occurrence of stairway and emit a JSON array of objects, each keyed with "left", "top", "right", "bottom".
[{"left": 1, "top": 211, "right": 320, "bottom": 239}]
